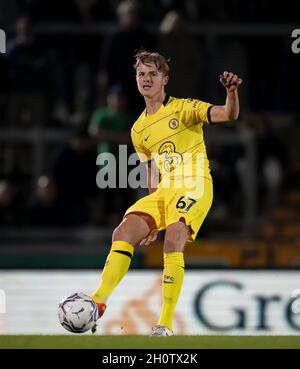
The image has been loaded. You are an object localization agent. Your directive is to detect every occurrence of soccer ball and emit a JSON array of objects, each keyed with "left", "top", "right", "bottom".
[{"left": 58, "top": 292, "right": 99, "bottom": 333}]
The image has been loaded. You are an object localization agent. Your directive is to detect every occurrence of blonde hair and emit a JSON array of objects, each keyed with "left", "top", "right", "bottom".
[{"left": 134, "top": 50, "right": 170, "bottom": 76}]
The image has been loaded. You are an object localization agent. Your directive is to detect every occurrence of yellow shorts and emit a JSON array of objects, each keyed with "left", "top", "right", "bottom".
[{"left": 124, "top": 177, "right": 213, "bottom": 241}]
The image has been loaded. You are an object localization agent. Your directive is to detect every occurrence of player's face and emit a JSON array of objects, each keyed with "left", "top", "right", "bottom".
[{"left": 136, "top": 63, "right": 168, "bottom": 98}]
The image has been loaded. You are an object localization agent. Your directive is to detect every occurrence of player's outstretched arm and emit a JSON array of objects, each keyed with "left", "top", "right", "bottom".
[{"left": 210, "top": 71, "right": 243, "bottom": 124}]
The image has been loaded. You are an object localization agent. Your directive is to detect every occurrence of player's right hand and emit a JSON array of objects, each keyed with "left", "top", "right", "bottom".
[
  {"left": 219, "top": 71, "right": 243, "bottom": 91},
  {"left": 140, "top": 230, "right": 158, "bottom": 246}
]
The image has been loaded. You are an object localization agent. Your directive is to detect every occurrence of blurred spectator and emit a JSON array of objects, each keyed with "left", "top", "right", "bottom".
[
  {"left": 253, "top": 116, "right": 286, "bottom": 211},
  {"left": 158, "top": 10, "right": 202, "bottom": 97},
  {"left": 97, "top": 0, "right": 155, "bottom": 112},
  {"left": 89, "top": 84, "right": 135, "bottom": 226},
  {"left": 6, "top": 15, "right": 63, "bottom": 127},
  {"left": 89, "top": 83, "right": 133, "bottom": 155},
  {"left": 236, "top": 115, "right": 287, "bottom": 214},
  {"left": 28, "top": 176, "right": 62, "bottom": 226},
  {"left": 0, "top": 180, "right": 25, "bottom": 226},
  {"left": 52, "top": 127, "right": 97, "bottom": 226}
]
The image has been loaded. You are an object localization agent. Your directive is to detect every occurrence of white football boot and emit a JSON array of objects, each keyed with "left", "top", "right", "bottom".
[{"left": 151, "top": 325, "right": 174, "bottom": 336}]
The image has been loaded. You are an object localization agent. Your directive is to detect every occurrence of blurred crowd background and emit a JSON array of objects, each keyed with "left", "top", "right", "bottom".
[{"left": 0, "top": 0, "right": 300, "bottom": 268}]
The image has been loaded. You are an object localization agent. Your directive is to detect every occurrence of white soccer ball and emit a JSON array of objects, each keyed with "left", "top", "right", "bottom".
[{"left": 58, "top": 292, "right": 99, "bottom": 333}]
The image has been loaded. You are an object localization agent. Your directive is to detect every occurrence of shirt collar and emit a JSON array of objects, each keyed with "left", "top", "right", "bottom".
[{"left": 145, "top": 94, "right": 170, "bottom": 117}]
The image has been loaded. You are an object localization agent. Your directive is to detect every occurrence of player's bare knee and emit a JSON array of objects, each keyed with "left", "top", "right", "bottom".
[
  {"left": 112, "top": 223, "right": 127, "bottom": 241},
  {"left": 112, "top": 218, "right": 135, "bottom": 240},
  {"left": 166, "top": 221, "right": 189, "bottom": 239},
  {"left": 112, "top": 215, "right": 149, "bottom": 245}
]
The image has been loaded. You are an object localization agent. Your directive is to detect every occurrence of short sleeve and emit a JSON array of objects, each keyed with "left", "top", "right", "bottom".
[{"left": 183, "top": 99, "right": 213, "bottom": 124}]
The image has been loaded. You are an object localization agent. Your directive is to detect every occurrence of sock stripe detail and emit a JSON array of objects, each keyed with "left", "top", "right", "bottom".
[
  {"left": 111, "top": 241, "right": 134, "bottom": 254},
  {"left": 113, "top": 250, "right": 133, "bottom": 259}
]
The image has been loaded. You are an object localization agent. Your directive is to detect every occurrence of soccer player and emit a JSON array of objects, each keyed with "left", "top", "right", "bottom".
[{"left": 91, "top": 50, "right": 242, "bottom": 336}]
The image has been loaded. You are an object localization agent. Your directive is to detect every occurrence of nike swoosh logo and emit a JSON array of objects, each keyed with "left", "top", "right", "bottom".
[{"left": 144, "top": 136, "right": 150, "bottom": 142}]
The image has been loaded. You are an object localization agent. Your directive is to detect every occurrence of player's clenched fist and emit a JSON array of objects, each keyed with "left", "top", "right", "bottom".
[{"left": 220, "top": 71, "right": 243, "bottom": 91}]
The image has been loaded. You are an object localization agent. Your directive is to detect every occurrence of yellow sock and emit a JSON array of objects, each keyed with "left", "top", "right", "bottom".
[
  {"left": 158, "top": 252, "right": 185, "bottom": 330},
  {"left": 91, "top": 240, "right": 134, "bottom": 304}
]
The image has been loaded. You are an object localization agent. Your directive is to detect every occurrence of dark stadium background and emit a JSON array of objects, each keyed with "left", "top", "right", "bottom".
[{"left": 1, "top": 0, "right": 300, "bottom": 342}]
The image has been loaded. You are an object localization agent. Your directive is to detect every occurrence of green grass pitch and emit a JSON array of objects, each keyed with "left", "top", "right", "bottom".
[{"left": 1, "top": 335, "right": 300, "bottom": 349}]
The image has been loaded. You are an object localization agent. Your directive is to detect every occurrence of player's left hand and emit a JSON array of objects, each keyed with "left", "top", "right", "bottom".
[
  {"left": 220, "top": 71, "right": 243, "bottom": 91},
  {"left": 140, "top": 230, "right": 158, "bottom": 246}
]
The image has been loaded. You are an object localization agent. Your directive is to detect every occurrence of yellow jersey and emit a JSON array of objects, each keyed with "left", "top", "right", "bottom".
[{"left": 131, "top": 95, "right": 213, "bottom": 183}]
